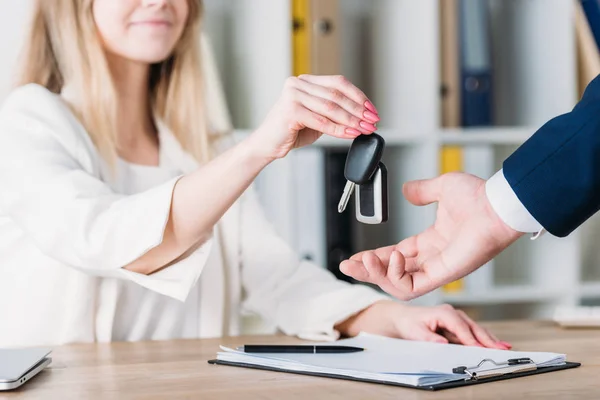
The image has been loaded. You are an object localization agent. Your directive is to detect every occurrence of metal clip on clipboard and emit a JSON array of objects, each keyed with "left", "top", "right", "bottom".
[{"left": 452, "top": 358, "right": 537, "bottom": 381}]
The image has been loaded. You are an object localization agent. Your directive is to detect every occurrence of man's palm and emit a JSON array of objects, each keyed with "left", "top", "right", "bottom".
[{"left": 340, "top": 173, "right": 523, "bottom": 300}]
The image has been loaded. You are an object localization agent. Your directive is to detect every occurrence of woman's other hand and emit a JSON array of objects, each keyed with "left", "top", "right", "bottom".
[
  {"left": 335, "top": 301, "right": 512, "bottom": 350},
  {"left": 249, "top": 74, "right": 380, "bottom": 160}
]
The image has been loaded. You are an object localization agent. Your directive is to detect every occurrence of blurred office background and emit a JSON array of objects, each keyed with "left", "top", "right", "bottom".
[{"left": 2, "top": 0, "right": 600, "bottom": 323}]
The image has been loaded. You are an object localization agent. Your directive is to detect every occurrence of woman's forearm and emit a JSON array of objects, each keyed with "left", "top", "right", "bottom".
[
  {"left": 125, "top": 74, "right": 381, "bottom": 275},
  {"left": 124, "top": 134, "right": 272, "bottom": 274}
]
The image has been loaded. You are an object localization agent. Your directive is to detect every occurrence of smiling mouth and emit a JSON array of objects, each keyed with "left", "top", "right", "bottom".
[{"left": 130, "top": 20, "right": 172, "bottom": 27}]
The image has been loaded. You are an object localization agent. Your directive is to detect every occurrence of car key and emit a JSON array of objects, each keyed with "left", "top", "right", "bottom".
[
  {"left": 337, "top": 133, "right": 385, "bottom": 213},
  {"left": 355, "top": 162, "right": 388, "bottom": 224}
]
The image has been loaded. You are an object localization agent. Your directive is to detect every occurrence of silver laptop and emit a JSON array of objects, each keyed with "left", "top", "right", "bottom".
[{"left": 0, "top": 348, "right": 52, "bottom": 390}]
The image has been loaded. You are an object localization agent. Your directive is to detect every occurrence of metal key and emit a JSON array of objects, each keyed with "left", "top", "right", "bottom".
[{"left": 337, "top": 133, "right": 385, "bottom": 213}]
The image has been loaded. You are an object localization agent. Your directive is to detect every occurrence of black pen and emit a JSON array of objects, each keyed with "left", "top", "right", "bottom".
[{"left": 238, "top": 345, "right": 364, "bottom": 354}]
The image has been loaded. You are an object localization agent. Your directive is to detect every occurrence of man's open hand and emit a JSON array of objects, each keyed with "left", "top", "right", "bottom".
[{"left": 340, "top": 173, "right": 523, "bottom": 300}]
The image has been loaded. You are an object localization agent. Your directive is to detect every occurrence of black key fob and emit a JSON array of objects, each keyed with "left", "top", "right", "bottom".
[{"left": 344, "top": 133, "right": 385, "bottom": 184}]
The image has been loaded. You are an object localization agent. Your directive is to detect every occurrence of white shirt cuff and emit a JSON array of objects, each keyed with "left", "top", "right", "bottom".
[
  {"left": 295, "top": 286, "right": 390, "bottom": 342},
  {"left": 118, "top": 237, "right": 214, "bottom": 302},
  {"left": 485, "top": 169, "right": 546, "bottom": 240}
]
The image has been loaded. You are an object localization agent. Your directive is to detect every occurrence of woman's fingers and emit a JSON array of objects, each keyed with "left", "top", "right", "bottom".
[
  {"left": 284, "top": 75, "right": 378, "bottom": 138},
  {"left": 298, "top": 74, "right": 378, "bottom": 115},
  {"left": 485, "top": 327, "right": 511, "bottom": 349},
  {"left": 294, "top": 129, "right": 323, "bottom": 148},
  {"left": 294, "top": 77, "right": 379, "bottom": 131},
  {"left": 294, "top": 91, "right": 375, "bottom": 136},
  {"left": 436, "top": 306, "right": 508, "bottom": 349},
  {"left": 403, "top": 324, "right": 449, "bottom": 344},
  {"left": 292, "top": 104, "right": 358, "bottom": 139},
  {"left": 457, "top": 310, "right": 509, "bottom": 350},
  {"left": 435, "top": 305, "right": 481, "bottom": 347}
]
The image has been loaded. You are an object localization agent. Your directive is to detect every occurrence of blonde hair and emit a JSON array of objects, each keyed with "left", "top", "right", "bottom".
[{"left": 17, "top": 0, "right": 210, "bottom": 164}]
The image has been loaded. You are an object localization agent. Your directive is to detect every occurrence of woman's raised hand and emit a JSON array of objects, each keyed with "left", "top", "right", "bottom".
[{"left": 250, "top": 75, "right": 380, "bottom": 160}]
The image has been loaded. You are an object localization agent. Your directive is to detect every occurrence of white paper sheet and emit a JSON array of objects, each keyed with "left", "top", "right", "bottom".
[{"left": 216, "top": 333, "right": 566, "bottom": 387}]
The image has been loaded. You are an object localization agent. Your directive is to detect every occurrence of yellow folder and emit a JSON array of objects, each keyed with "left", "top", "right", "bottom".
[
  {"left": 292, "top": 0, "right": 340, "bottom": 76},
  {"left": 440, "top": 0, "right": 464, "bottom": 293}
]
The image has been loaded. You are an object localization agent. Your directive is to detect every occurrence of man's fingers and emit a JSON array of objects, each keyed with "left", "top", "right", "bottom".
[
  {"left": 350, "top": 245, "right": 396, "bottom": 261},
  {"left": 362, "top": 251, "right": 389, "bottom": 282},
  {"left": 423, "top": 231, "right": 491, "bottom": 288},
  {"left": 395, "top": 236, "right": 418, "bottom": 258},
  {"left": 342, "top": 251, "right": 418, "bottom": 301},
  {"left": 397, "top": 235, "right": 487, "bottom": 299},
  {"left": 380, "top": 252, "right": 429, "bottom": 301},
  {"left": 339, "top": 260, "right": 370, "bottom": 282},
  {"left": 343, "top": 243, "right": 456, "bottom": 301},
  {"left": 350, "top": 237, "right": 419, "bottom": 264},
  {"left": 402, "top": 176, "right": 443, "bottom": 206}
]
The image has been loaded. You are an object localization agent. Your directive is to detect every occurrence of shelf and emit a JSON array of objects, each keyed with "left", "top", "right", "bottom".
[
  {"left": 233, "top": 127, "right": 536, "bottom": 148},
  {"left": 213, "top": 0, "right": 581, "bottom": 323},
  {"left": 439, "top": 127, "right": 535, "bottom": 145},
  {"left": 232, "top": 129, "right": 424, "bottom": 147},
  {"left": 315, "top": 129, "right": 426, "bottom": 147},
  {"left": 440, "top": 286, "right": 563, "bottom": 305},
  {"left": 579, "top": 282, "right": 600, "bottom": 298}
]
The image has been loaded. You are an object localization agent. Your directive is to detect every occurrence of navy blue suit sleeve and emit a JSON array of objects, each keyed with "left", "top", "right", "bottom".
[{"left": 503, "top": 75, "right": 600, "bottom": 237}]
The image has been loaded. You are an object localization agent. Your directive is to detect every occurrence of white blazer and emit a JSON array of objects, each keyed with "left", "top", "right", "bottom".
[{"left": 0, "top": 84, "right": 387, "bottom": 347}]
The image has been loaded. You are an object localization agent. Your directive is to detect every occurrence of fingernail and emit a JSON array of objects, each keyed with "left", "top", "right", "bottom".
[
  {"left": 363, "top": 110, "right": 380, "bottom": 123},
  {"left": 499, "top": 341, "right": 512, "bottom": 348},
  {"left": 359, "top": 121, "right": 377, "bottom": 132},
  {"left": 365, "top": 100, "right": 378, "bottom": 114},
  {"left": 345, "top": 128, "right": 362, "bottom": 136}
]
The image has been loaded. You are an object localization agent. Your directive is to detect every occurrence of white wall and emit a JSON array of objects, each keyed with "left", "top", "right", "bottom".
[{"left": 0, "top": 0, "right": 32, "bottom": 102}]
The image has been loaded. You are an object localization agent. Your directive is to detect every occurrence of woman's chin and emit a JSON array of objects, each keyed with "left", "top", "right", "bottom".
[
  {"left": 109, "top": 46, "right": 177, "bottom": 65},
  {"left": 132, "top": 50, "right": 176, "bottom": 64}
]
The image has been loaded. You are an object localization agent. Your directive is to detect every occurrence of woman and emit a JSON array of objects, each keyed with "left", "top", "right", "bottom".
[{"left": 0, "top": 0, "right": 510, "bottom": 349}]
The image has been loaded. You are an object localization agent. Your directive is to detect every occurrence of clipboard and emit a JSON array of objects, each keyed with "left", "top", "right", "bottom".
[{"left": 207, "top": 358, "right": 581, "bottom": 391}]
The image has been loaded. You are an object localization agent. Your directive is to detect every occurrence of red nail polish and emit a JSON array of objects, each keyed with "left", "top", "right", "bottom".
[
  {"left": 363, "top": 110, "right": 380, "bottom": 123},
  {"left": 365, "top": 100, "right": 378, "bottom": 114},
  {"left": 345, "top": 128, "right": 362, "bottom": 136},
  {"left": 359, "top": 121, "right": 377, "bottom": 132}
]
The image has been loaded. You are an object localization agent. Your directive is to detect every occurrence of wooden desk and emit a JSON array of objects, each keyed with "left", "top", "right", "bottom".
[{"left": 2, "top": 320, "right": 600, "bottom": 399}]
